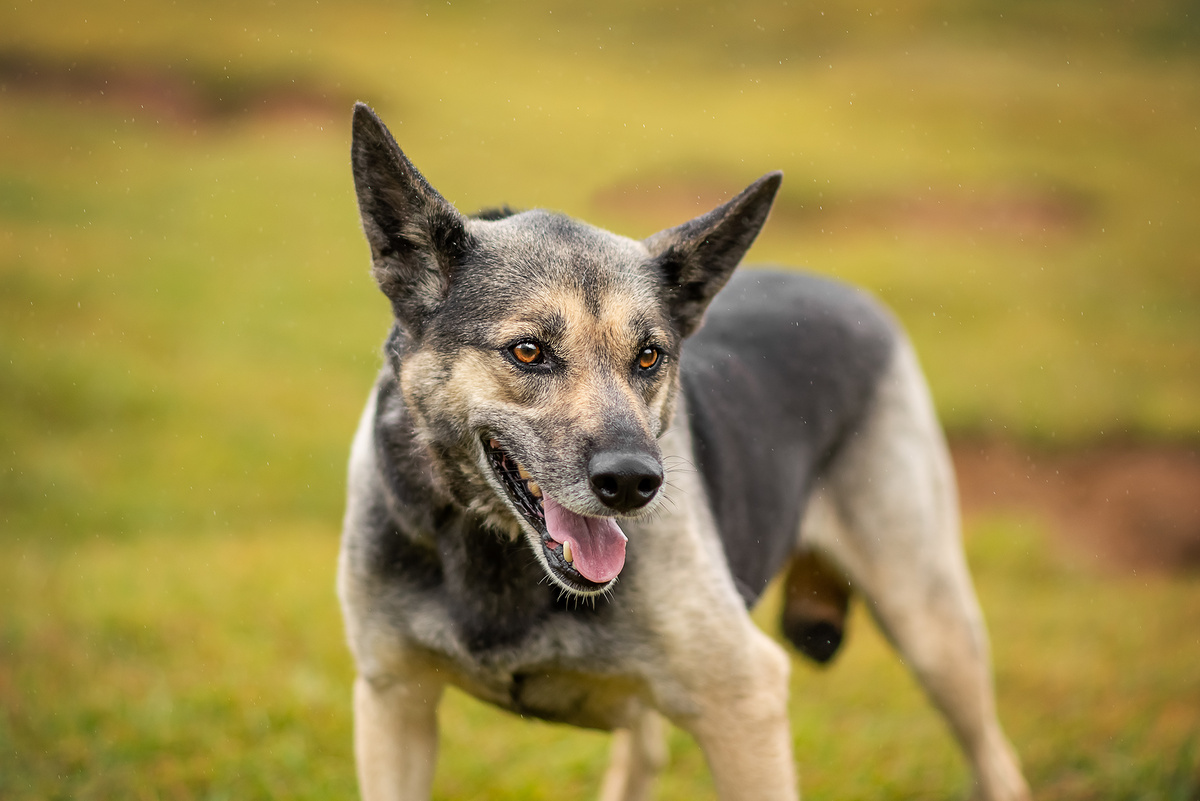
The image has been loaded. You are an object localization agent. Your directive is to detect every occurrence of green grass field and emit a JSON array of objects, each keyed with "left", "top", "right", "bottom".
[{"left": 2, "top": 1, "right": 1198, "bottom": 798}]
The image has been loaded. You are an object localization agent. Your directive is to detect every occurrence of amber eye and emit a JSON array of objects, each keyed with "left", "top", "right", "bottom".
[
  {"left": 637, "top": 347, "right": 660, "bottom": 370},
  {"left": 511, "top": 341, "right": 543, "bottom": 365}
]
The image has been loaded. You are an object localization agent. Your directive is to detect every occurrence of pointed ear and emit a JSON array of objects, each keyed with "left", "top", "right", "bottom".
[
  {"left": 350, "top": 102, "right": 471, "bottom": 334},
  {"left": 645, "top": 172, "right": 782, "bottom": 338}
]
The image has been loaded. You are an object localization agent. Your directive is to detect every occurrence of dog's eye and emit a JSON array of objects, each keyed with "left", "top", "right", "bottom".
[
  {"left": 511, "top": 341, "right": 544, "bottom": 365},
  {"left": 637, "top": 347, "right": 660, "bottom": 371}
]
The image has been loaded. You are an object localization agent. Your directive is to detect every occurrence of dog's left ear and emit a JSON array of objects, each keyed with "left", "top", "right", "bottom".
[
  {"left": 645, "top": 171, "right": 782, "bottom": 338},
  {"left": 350, "top": 103, "right": 471, "bottom": 336}
]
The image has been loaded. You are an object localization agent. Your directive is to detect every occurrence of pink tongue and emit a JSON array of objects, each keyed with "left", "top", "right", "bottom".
[{"left": 542, "top": 494, "right": 627, "bottom": 584}]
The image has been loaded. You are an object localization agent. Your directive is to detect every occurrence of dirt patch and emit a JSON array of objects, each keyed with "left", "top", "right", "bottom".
[
  {"left": 0, "top": 49, "right": 352, "bottom": 126},
  {"left": 952, "top": 439, "right": 1200, "bottom": 574},
  {"left": 593, "top": 176, "right": 1092, "bottom": 238},
  {"left": 788, "top": 190, "right": 1093, "bottom": 237}
]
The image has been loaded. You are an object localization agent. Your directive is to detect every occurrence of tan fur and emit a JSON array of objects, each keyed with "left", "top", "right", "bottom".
[
  {"left": 801, "top": 342, "right": 1030, "bottom": 801},
  {"left": 599, "top": 708, "right": 667, "bottom": 801},
  {"left": 354, "top": 672, "right": 443, "bottom": 801},
  {"left": 623, "top": 413, "right": 799, "bottom": 800}
]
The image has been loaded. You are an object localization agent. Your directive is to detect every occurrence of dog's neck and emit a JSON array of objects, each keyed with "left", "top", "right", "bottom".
[{"left": 369, "top": 353, "right": 617, "bottom": 653}]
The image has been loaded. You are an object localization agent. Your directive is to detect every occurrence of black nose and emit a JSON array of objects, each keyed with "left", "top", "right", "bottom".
[{"left": 588, "top": 451, "right": 663, "bottom": 512}]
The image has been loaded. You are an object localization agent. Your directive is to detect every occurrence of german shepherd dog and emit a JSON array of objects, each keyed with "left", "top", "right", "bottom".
[{"left": 339, "top": 103, "right": 1030, "bottom": 801}]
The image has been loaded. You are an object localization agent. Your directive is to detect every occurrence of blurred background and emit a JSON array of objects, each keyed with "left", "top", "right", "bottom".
[{"left": 2, "top": 1, "right": 1198, "bottom": 798}]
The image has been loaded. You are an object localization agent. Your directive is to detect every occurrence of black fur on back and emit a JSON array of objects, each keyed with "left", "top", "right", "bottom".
[{"left": 681, "top": 269, "right": 897, "bottom": 606}]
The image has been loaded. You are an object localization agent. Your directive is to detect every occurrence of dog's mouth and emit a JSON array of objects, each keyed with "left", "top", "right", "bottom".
[{"left": 484, "top": 437, "right": 627, "bottom": 594}]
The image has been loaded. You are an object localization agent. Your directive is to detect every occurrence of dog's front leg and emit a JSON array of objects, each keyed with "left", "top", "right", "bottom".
[
  {"left": 599, "top": 706, "right": 668, "bottom": 801},
  {"left": 353, "top": 670, "right": 444, "bottom": 801},
  {"left": 681, "top": 628, "right": 798, "bottom": 801}
]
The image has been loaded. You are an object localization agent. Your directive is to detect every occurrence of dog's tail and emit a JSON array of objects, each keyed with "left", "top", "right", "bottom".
[{"left": 779, "top": 551, "right": 851, "bottom": 665}]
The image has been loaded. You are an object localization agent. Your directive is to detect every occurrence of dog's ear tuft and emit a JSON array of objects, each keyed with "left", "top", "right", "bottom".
[
  {"left": 645, "top": 171, "right": 782, "bottom": 338},
  {"left": 351, "top": 103, "right": 471, "bottom": 335}
]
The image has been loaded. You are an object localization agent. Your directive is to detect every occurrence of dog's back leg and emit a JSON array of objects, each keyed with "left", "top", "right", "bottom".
[
  {"left": 807, "top": 341, "right": 1030, "bottom": 801},
  {"left": 599, "top": 706, "right": 668, "bottom": 801}
]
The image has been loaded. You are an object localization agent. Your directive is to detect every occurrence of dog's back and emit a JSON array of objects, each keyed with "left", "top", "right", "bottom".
[{"left": 682, "top": 269, "right": 896, "bottom": 605}]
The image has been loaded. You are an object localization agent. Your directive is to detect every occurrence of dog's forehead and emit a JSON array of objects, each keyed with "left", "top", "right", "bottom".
[
  {"left": 466, "top": 210, "right": 651, "bottom": 282},
  {"left": 447, "top": 210, "right": 667, "bottom": 338}
]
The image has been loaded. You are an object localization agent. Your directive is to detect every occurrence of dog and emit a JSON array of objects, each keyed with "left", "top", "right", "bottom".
[{"left": 338, "top": 102, "right": 1030, "bottom": 801}]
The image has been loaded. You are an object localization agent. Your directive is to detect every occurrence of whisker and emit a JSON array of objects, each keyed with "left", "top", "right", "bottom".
[{"left": 663, "top": 454, "right": 699, "bottom": 476}]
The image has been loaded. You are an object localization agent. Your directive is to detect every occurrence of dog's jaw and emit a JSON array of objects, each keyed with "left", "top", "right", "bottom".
[{"left": 480, "top": 436, "right": 628, "bottom": 598}]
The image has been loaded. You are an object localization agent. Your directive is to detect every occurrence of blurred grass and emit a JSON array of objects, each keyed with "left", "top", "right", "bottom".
[
  {"left": 2, "top": 517, "right": 1197, "bottom": 799},
  {"left": 4, "top": 0, "right": 1200, "bottom": 541},
  {"left": 2, "top": 0, "right": 1199, "bottom": 798}
]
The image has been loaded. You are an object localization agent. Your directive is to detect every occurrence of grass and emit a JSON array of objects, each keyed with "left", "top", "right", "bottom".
[
  {"left": 2, "top": 0, "right": 1199, "bottom": 798},
  {"left": 2, "top": 518, "right": 1197, "bottom": 799}
]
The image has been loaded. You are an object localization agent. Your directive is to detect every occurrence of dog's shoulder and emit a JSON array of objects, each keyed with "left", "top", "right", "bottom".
[{"left": 680, "top": 269, "right": 898, "bottom": 605}]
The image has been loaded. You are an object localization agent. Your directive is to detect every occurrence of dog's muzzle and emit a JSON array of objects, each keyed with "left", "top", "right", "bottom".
[{"left": 485, "top": 438, "right": 660, "bottom": 594}]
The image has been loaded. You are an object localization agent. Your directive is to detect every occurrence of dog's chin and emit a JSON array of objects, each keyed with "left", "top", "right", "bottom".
[{"left": 481, "top": 437, "right": 618, "bottom": 598}]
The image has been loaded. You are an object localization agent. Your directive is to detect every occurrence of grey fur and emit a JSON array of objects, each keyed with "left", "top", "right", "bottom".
[{"left": 338, "top": 103, "right": 1029, "bottom": 801}]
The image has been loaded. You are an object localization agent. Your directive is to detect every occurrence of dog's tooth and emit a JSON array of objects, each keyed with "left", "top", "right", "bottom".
[
  {"left": 489, "top": 438, "right": 500, "bottom": 450},
  {"left": 562, "top": 540, "right": 573, "bottom": 563},
  {"left": 527, "top": 480, "right": 541, "bottom": 498},
  {"left": 516, "top": 464, "right": 532, "bottom": 480}
]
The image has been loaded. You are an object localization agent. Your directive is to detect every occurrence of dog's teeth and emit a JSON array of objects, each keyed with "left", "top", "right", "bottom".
[
  {"left": 527, "top": 480, "right": 541, "bottom": 498},
  {"left": 562, "top": 540, "right": 573, "bottom": 563},
  {"left": 489, "top": 438, "right": 500, "bottom": 450},
  {"left": 516, "top": 464, "right": 532, "bottom": 480}
]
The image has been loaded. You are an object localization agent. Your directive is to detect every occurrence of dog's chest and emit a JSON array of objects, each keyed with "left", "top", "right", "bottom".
[
  {"left": 450, "top": 658, "right": 646, "bottom": 730},
  {"left": 413, "top": 595, "right": 644, "bottom": 730},
  {"left": 376, "top": 519, "right": 646, "bottom": 729}
]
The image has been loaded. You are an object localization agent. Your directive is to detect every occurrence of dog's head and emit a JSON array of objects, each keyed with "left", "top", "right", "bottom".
[{"left": 350, "top": 103, "right": 780, "bottom": 597}]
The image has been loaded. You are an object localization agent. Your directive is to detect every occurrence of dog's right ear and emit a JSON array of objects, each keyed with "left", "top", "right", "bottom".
[{"left": 351, "top": 103, "right": 471, "bottom": 335}]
